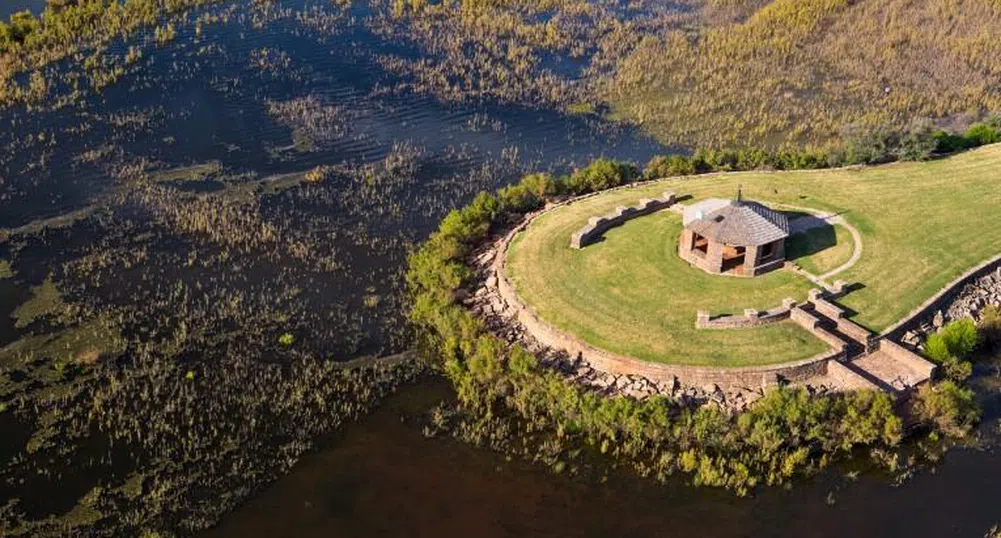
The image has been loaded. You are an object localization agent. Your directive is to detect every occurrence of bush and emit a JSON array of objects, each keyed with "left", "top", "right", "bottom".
[
  {"left": 894, "top": 121, "right": 938, "bottom": 161},
  {"left": 497, "top": 183, "right": 541, "bottom": 214},
  {"left": 842, "top": 124, "right": 897, "bottom": 165},
  {"left": 913, "top": 381, "right": 980, "bottom": 438},
  {"left": 978, "top": 305, "right": 1001, "bottom": 351},
  {"left": 938, "top": 356, "right": 974, "bottom": 383},
  {"left": 925, "top": 319, "right": 980, "bottom": 364},
  {"left": 517, "top": 172, "right": 557, "bottom": 199},
  {"left": 563, "top": 158, "right": 636, "bottom": 195},
  {"left": 643, "top": 155, "right": 695, "bottom": 179},
  {"left": 963, "top": 121, "right": 1001, "bottom": 147}
]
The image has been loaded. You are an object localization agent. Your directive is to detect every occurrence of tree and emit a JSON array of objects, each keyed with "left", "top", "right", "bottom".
[
  {"left": 913, "top": 381, "right": 980, "bottom": 438},
  {"left": 564, "top": 159, "right": 635, "bottom": 194}
]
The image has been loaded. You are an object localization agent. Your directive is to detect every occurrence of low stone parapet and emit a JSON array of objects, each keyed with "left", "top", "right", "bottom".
[
  {"left": 878, "top": 339, "right": 936, "bottom": 382},
  {"left": 696, "top": 298, "right": 798, "bottom": 330},
  {"left": 837, "top": 318, "right": 876, "bottom": 352},
  {"left": 570, "top": 191, "right": 677, "bottom": 249},
  {"left": 811, "top": 295, "right": 845, "bottom": 320},
  {"left": 790, "top": 306, "right": 821, "bottom": 330}
]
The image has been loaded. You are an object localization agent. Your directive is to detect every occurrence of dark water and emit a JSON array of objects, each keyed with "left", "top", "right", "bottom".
[
  {"left": 1, "top": 0, "right": 1000, "bottom": 535},
  {"left": 0, "top": 0, "right": 46, "bottom": 18},
  {"left": 207, "top": 381, "right": 1001, "bottom": 538}
]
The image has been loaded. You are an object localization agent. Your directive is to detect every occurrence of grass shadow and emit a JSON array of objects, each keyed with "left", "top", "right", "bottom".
[{"left": 786, "top": 224, "right": 838, "bottom": 261}]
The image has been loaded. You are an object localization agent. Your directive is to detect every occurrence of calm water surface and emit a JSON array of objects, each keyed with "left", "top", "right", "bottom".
[
  {"left": 0, "top": 0, "right": 46, "bottom": 18},
  {"left": 207, "top": 381, "right": 1001, "bottom": 538}
]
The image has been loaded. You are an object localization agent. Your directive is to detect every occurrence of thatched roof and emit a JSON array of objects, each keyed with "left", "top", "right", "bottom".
[{"left": 683, "top": 198, "right": 789, "bottom": 246}]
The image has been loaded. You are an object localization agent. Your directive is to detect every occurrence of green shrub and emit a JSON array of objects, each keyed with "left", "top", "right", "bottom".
[
  {"left": 842, "top": 124, "right": 896, "bottom": 165},
  {"left": 925, "top": 319, "right": 979, "bottom": 382},
  {"left": 497, "top": 183, "right": 541, "bottom": 214},
  {"left": 926, "top": 319, "right": 980, "bottom": 363},
  {"left": 517, "top": 172, "right": 557, "bottom": 199},
  {"left": 963, "top": 122, "right": 1001, "bottom": 147},
  {"left": 643, "top": 155, "right": 695, "bottom": 179},
  {"left": 563, "top": 158, "right": 635, "bottom": 195},
  {"left": 894, "top": 121, "right": 938, "bottom": 161},
  {"left": 978, "top": 305, "right": 1001, "bottom": 351},
  {"left": 913, "top": 381, "right": 980, "bottom": 438},
  {"left": 939, "top": 355, "right": 974, "bottom": 383}
]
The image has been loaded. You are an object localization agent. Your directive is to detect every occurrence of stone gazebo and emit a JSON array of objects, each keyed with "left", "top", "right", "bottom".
[{"left": 679, "top": 197, "right": 790, "bottom": 277}]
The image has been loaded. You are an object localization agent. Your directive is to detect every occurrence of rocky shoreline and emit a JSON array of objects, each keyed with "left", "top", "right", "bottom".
[{"left": 901, "top": 266, "right": 1001, "bottom": 349}]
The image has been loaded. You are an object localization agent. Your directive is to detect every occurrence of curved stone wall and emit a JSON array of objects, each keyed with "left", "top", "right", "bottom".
[
  {"left": 489, "top": 203, "right": 842, "bottom": 391},
  {"left": 570, "top": 191, "right": 677, "bottom": 249}
]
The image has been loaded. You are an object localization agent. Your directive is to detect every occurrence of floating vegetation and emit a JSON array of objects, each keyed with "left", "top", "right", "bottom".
[
  {"left": 10, "top": 277, "right": 71, "bottom": 329},
  {"left": 267, "top": 95, "right": 355, "bottom": 153}
]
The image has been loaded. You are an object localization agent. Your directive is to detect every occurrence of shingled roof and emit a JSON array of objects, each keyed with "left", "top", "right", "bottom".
[{"left": 683, "top": 198, "right": 789, "bottom": 246}]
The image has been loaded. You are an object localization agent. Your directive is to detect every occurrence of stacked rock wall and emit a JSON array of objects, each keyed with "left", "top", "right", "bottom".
[{"left": 570, "top": 191, "right": 677, "bottom": 249}]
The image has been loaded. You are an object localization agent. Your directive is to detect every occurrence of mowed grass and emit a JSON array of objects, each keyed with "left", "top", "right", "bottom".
[
  {"left": 507, "top": 206, "right": 824, "bottom": 367},
  {"left": 786, "top": 224, "right": 854, "bottom": 276},
  {"left": 507, "top": 144, "right": 1001, "bottom": 365}
]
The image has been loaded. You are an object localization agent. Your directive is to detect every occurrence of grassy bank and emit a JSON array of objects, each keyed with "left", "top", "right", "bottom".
[{"left": 649, "top": 145, "right": 1001, "bottom": 331}]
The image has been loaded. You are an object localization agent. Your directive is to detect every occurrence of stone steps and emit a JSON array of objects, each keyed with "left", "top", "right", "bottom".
[{"left": 794, "top": 290, "right": 936, "bottom": 394}]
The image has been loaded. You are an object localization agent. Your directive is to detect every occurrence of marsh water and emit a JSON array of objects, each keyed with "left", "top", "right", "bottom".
[{"left": 1, "top": 0, "right": 1000, "bottom": 536}]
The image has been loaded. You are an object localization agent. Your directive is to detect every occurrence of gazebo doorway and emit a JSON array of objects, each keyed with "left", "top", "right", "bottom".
[{"left": 721, "top": 245, "right": 746, "bottom": 275}]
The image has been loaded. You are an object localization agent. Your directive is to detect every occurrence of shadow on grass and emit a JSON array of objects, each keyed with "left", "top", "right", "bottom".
[{"left": 786, "top": 224, "right": 838, "bottom": 261}]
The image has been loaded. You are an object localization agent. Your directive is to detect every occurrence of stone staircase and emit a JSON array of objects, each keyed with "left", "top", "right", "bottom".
[{"left": 791, "top": 290, "right": 936, "bottom": 394}]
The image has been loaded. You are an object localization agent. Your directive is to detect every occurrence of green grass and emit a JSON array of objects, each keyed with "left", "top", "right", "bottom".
[
  {"left": 507, "top": 144, "right": 1001, "bottom": 365},
  {"left": 786, "top": 224, "right": 854, "bottom": 275},
  {"left": 508, "top": 205, "right": 823, "bottom": 367}
]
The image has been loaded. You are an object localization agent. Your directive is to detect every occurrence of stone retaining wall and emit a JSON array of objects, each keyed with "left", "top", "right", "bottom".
[
  {"left": 570, "top": 191, "right": 677, "bottom": 249},
  {"left": 804, "top": 290, "right": 876, "bottom": 351},
  {"left": 884, "top": 253, "right": 1001, "bottom": 338},
  {"left": 879, "top": 339, "right": 937, "bottom": 380},
  {"left": 826, "top": 360, "right": 880, "bottom": 390},
  {"left": 492, "top": 208, "right": 843, "bottom": 391}
]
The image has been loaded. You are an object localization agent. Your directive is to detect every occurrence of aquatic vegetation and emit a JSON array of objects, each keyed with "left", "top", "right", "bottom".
[
  {"left": 10, "top": 277, "right": 72, "bottom": 329},
  {"left": 606, "top": 0, "right": 1001, "bottom": 147},
  {"left": 0, "top": 0, "right": 232, "bottom": 109},
  {"left": 267, "top": 95, "right": 354, "bottom": 153}
]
